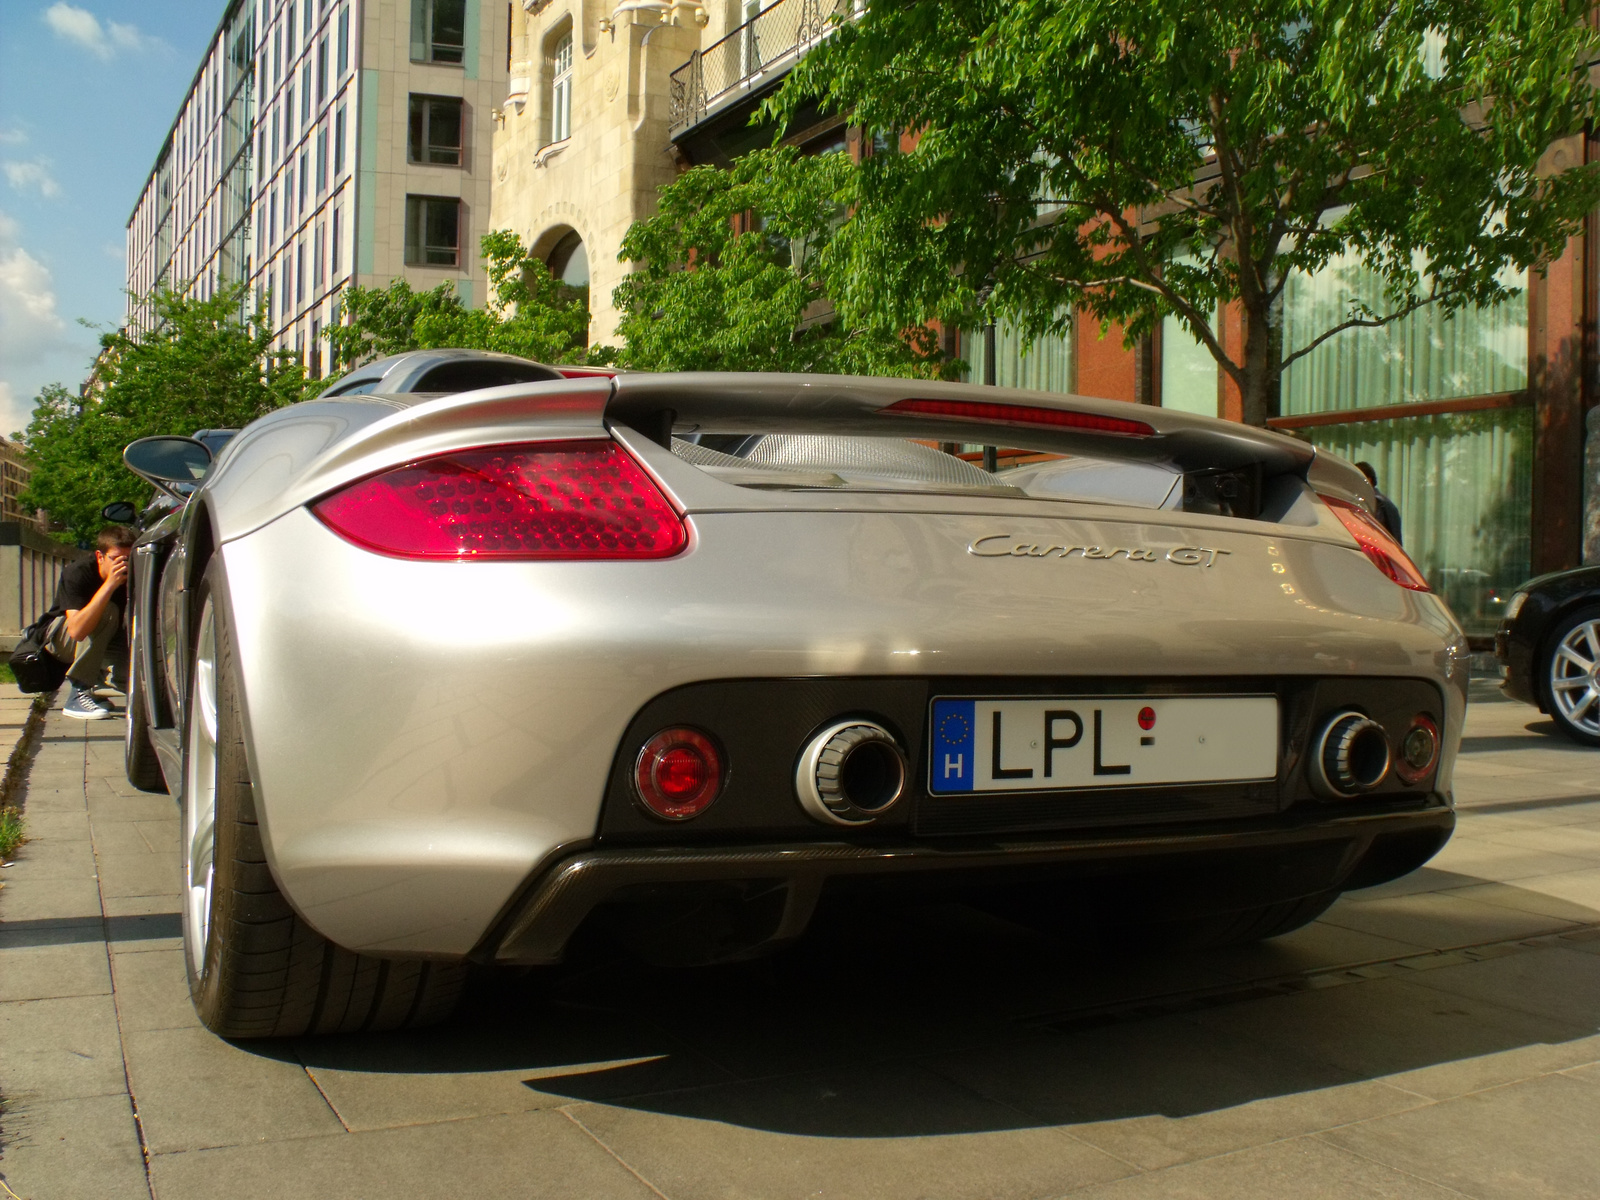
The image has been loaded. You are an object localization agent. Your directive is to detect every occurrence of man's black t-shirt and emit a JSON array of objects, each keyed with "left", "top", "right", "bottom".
[{"left": 53, "top": 558, "right": 125, "bottom": 616}]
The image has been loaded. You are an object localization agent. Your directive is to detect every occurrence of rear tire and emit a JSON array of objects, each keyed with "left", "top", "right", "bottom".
[
  {"left": 124, "top": 614, "right": 167, "bottom": 793},
  {"left": 1539, "top": 605, "right": 1600, "bottom": 748},
  {"left": 182, "top": 560, "right": 467, "bottom": 1038}
]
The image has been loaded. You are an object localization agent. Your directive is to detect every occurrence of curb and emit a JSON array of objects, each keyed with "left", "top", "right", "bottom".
[{"left": 0, "top": 690, "right": 57, "bottom": 816}]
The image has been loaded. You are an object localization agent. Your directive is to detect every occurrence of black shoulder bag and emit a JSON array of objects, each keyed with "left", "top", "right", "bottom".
[{"left": 9, "top": 607, "right": 67, "bottom": 694}]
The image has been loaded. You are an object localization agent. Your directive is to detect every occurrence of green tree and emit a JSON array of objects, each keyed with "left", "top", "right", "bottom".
[
  {"left": 613, "top": 146, "right": 950, "bottom": 377},
  {"left": 775, "top": 0, "right": 1600, "bottom": 424},
  {"left": 19, "top": 285, "right": 309, "bottom": 544},
  {"left": 326, "top": 231, "right": 595, "bottom": 370}
]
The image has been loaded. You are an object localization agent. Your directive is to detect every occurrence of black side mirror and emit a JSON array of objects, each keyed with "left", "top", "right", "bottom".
[
  {"left": 101, "top": 501, "right": 139, "bottom": 524},
  {"left": 123, "top": 436, "right": 213, "bottom": 499}
]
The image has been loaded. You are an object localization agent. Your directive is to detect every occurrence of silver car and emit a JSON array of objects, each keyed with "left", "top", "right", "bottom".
[{"left": 118, "top": 350, "right": 1467, "bottom": 1038}]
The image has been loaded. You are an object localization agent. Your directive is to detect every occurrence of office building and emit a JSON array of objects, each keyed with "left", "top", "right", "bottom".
[{"left": 127, "top": 0, "right": 509, "bottom": 377}]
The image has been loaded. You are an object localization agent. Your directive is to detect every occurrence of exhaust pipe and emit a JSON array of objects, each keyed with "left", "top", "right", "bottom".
[
  {"left": 796, "top": 720, "right": 908, "bottom": 826},
  {"left": 1310, "top": 710, "right": 1391, "bottom": 799}
]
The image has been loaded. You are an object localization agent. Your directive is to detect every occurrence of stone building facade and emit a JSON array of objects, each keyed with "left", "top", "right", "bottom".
[{"left": 491, "top": 1, "right": 718, "bottom": 345}]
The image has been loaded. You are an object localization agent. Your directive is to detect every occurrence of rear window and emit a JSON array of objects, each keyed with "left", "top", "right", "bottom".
[
  {"left": 411, "top": 361, "right": 564, "bottom": 393},
  {"left": 671, "top": 434, "right": 1183, "bottom": 509}
]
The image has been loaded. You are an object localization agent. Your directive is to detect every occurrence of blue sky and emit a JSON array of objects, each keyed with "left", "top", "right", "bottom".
[{"left": 0, "top": 0, "right": 224, "bottom": 436}]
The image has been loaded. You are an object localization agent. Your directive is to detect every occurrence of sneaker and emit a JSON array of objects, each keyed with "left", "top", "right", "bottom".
[{"left": 62, "top": 683, "right": 112, "bottom": 721}]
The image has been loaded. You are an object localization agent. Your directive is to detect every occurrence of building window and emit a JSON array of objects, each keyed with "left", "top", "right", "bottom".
[
  {"left": 268, "top": 269, "right": 276, "bottom": 323},
  {"left": 317, "top": 38, "right": 328, "bottom": 103},
  {"left": 316, "top": 127, "right": 328, "bottom": 191},
  {"left": 273, "top": 25, "right": 282, "bottom": 83},
  {"left": 550, "top": 31, "right": 573, "bottom": 143},
  {"left": 337, "top": 6, "right": 349, "bottom": 75},
  {"left": 296, "top": 241, "right": 305, "bottom": 303},
  {"left": 269, "top": 188, "right": 277, "bottom": 243},
  {"left": 411, "top": 0, "right": 465, "bottom": 64},
  {"left": 315, "top": 221, "right": 325, "bottom": 287},
  {"left": 287, "top": 3, "right": 296, "bottom": 60},
  {"left": 331, "top": 205, "right": 342, "bottom": 279},
  {"left": 279, "top": 91, "right": 288, "bottom": 155},
  {"left": 404, "top": 195, "right": 460, "bottom": 266},
  {"left": 334, "top": 105, "right": 346, "bottom": 173},
  {"left": 1160, "top": 311, "right": 1220, "bottom": 417},
  {"left": 408, "top": 95, "right": 463, "bottom": 165},
  {"left": 299, "top": 149, "right": 309, "bottom": 211},
  {"left": 310, "top": 318, "right": 321, "bottom": 379},
  {"left": 301, "top": 64, "right": 312, "bottom": 124},
  {"left": 304, "top": 1, "right": 313, "bottom": 37},
  {"left": 961, "top": 310, "right": 1074, "bottom": 395}
]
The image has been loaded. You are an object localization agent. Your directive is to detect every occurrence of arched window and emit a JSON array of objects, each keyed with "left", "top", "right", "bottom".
[
  {"left": 547, "top": 229, "right": 588, "bottom": 287},
  {"left": 550, "top": 32, "right": 573, "bottom": 143}
]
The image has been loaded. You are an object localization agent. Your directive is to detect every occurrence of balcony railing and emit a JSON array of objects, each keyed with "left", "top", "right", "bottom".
[{"left": 669, "top": 0, "right": 859, "bottom": 136}]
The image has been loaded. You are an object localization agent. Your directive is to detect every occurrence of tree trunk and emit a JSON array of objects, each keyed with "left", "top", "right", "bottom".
[{"left": 1238, "top": 299, "right": 1281, "bottom": 428}]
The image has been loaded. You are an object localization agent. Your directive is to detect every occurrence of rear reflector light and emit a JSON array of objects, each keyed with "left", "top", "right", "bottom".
[
  {"left": 312, "top": 440, "right": 687, "bottom": 560},
  {"left": 634, "top": 727, "right": 723, "bottom": 820},
  {"left": 1321, "top": 496, "right": 1430, "bottom": 591},
  {"left": 881, "top": 397, "right": 1155, "bottom": 437}
]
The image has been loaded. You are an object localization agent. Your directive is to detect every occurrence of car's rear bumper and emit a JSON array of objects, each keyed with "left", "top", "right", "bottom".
[{"left": 481, "top": 803, "right": 1455, "bottom": 965}]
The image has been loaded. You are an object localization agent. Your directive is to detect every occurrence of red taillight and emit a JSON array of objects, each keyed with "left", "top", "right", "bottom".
[
  {"left": 880, "top": 397, "right": 1155, "bottom": 437},
  {"left": 634, "top": 728, "right": 723, "bottom": 820},
  {"left": 1321, "top": 496, "right": 1430, "bottom": 591},
  {"left": 312, "top": 440, "right": 687, "bottom": 561}
]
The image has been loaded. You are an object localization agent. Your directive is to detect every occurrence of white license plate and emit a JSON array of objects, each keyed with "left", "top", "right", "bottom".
[{"left": 928, "top": 696, "right": 1279, "bottom": 794}]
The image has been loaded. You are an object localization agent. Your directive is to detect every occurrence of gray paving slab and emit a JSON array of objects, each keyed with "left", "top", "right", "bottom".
[
  {"left": 0, "top": 837, "right": 96, "bottom": 882},
  {"left": 1395, "top": 943, "right": 1600, "bottom": 1028},
  {"left": 1321, "top": 1072, "right": 1600, "bottom": 1200},
  {"left": 0, "top": 940, "right": 111, "bottom": 1003},
  {"left": 1058, "top": 1133, "right": 1467, "bottom": 1199},
  {"left": 120, "top": 1025, "right": 347, "bottom": 1153},
  {"left": 0, "top": 994, "right": 130, "bottom": 1104},
  {"left": 0, "top": 1093, "right": 150, "bottom": 1200},
  {"left": 1317, "top": 888, "right": 1582, "bottom": 946},
  {"left": 1189, "top": 973, "right": 1591, "bottom": 1082},
  {"left": 567, "top": 1065, "right": 1136, "bottom": 1200},
  {"left": 297, "top": 1007, "right": 735, "bottom": 1132},
  {"left": 93, "top": 850, "right": 182, "bottom": 900},
  {"left": 107, "top": 947, "right": 198, "bottom": 1034},
  {"left": 144, "top": 1109, "right": 662, "bottom": 1200}
]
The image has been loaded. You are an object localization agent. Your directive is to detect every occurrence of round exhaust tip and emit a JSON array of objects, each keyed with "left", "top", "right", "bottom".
[
  {"left": 796, "top": 720, "right": 907, "bottom": 826},
  {"left": 1311, "top": 711, "right": 1391, "bottom": 799}
]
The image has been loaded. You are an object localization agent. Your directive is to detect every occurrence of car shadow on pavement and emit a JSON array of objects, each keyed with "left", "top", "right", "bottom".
[{"left": 279, "top": 881, "right": 1600, "bottom": 1139}]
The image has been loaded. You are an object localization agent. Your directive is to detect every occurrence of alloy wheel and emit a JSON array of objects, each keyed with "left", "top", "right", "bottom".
[
  {"left": 1548, "top": 617, "right": 1600, "bottom": 739},
  {"left": 182, "top": 597, "right": 219, "bottom": 978}
]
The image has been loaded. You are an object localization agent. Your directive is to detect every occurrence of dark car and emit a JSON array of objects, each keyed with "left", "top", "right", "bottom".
[{"left": 1495, "top": 566, "right": 1600, "bottom": 746}]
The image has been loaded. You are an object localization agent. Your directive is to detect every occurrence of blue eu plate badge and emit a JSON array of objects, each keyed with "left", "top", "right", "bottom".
[{"left": 930, "top": 700, "right": 976, "bottom": 792}]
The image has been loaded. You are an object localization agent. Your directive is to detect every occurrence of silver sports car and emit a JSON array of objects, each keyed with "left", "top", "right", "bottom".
[{"left": 118, "top": 349, "right": 1467, "bottom": 1038}]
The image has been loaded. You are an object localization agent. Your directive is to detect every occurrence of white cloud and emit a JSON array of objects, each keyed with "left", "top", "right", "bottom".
[
  {"left": 0, "top": 129, "right": 27, "bottom": 147},
  {"left": 42, "top": 3, "right": 157, "bottom": 59},
  {"left": 3, "top": 160, "right": 61, "bottom": 199},
  {"left": 0, "top": 211, "right": 77, "bottom": 430}
]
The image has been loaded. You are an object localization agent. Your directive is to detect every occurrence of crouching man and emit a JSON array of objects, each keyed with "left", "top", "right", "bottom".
[{"left": 47, "top": 525, "right": 133, "bottom": 720}]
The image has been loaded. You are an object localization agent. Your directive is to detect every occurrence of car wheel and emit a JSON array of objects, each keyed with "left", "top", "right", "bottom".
[
  {"left": 1540, "top": 605, "right": 1600, "bottom": 747},
  {"left": 182, "top": 560, "right": 468, "bottom": 1038},
  {"left": 124, "top": 613, "right": 167, "bottom": 793}
]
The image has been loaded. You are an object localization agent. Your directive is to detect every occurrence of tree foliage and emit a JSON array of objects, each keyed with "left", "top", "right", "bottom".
[
  {"left": 775, "top": 0, "right": 1600, "bottom": 423},
  {"left": 19, "top": 285, "right": 309, "bottom": 544},
  {"left": 326, "top": 230, "right": 596, "bottom": 370},
  {"left": 613, "top": 146, "right": 951, "bottom": 377}
]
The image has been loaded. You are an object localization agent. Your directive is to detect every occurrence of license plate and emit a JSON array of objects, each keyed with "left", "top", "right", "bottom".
[{"left": 928, "top": 696, "right": 1278, "bottom": 794}]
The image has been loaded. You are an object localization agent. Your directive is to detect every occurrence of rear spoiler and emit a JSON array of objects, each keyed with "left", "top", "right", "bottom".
[{"left": 608, "top": 373, "right": 1313, "bottom": 479}]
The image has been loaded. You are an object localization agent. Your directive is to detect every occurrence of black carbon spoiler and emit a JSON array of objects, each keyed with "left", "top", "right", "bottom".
[{"left": 606, "top": 372, "right": 1314, "bottom": 480}]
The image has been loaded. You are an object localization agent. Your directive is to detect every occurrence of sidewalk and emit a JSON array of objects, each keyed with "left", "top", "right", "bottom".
[{"left": 1, "top": 688, "right": 1597, "bottom": 1200}]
